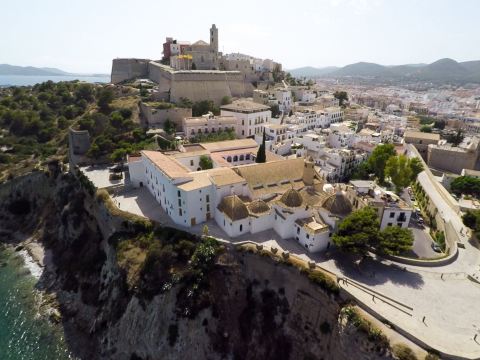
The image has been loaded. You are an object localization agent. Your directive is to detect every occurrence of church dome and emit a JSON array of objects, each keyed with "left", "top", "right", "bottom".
[
  {"left": 217, "top": 195, "right": 249, "bottom": 221},
  {"left": 279, "top": 189, "right": 303, "bottom": 208},
  {"left": 247, "top": 199, "right": 270, "bottom": 214},
  {"left": 322, "top": 191, "right": 352, "bottom": 216}
]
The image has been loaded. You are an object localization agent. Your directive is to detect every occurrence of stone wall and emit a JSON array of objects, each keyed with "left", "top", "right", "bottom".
[
  {"left": 111, "top": 58, "right": 149, "bottom": 84},
  {"left": 113, "top": 59, "right": 253, "bottom": 105},
  {"left": 139, "top": 102, "right": 192, "bottom": 129},
  {"left": 427, "top": 145, "right": 479, "bottom": 174}
]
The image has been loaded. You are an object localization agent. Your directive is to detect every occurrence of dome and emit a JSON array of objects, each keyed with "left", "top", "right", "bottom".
[
  {"left": 279, "top": 188, "right": 303, "bottom": 208},
  {"left": 247, "top": 199, "right": 270, "bottom": 214},
  {"left": 322, "top": 191, "right": 352, "bottom": 216},
  {"left": 217, "top": 195, "right": 249, "bottom": 221}
]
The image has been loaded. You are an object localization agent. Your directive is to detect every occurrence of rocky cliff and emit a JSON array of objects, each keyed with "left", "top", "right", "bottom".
[{"left": 0, "top": 170, "right": 393, "bottom": 360}]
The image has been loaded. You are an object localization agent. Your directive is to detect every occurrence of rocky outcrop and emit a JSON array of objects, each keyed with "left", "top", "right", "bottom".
[{"left": 0, "top": 171, "right": 393, "bottom": 360}]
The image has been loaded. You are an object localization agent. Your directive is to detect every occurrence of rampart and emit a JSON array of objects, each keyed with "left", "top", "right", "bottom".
[
  {"left": 111, "top": 58, "right": 149, "bottom": 84},
  {"left": 139, "top": 102, "right": 192, "bottom": 129},
  {"left": 111, "top": 59, "right": 254, "bottom": 104}
]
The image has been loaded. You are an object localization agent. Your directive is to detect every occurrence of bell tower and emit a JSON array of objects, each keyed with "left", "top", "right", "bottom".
[
  {"left": 210, "top": 24, "right": 218, "bottom": 53},
  {"left": 303, "top": 156, "right": 315, "bottom": 186}
]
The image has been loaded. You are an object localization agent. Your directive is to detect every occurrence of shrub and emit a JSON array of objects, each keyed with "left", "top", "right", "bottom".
[{"left": 392, "top": 343, "right": 417, "bottom": 360}]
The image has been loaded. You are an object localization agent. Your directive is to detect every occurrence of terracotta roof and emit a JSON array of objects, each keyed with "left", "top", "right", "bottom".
[
  {"left": 279, "top": 188, "right": 303, "bottom": 208},
  {"left": 142, "top": 150, "right": 190, "bottom": 180},
  {"left": 192, "top": 40, "right": 209, "bottom": 46},
  {"left": 207, "top": 168, "right": 246, "bottom": 187},
  {"left": 217, "top": 195, "right": 249, "bottom": 221},
  {"left": 233, "top": 158, "right": 305, "bottom": 191},
  {"left": 322, "top": 191, "right": 352, "bottom": 216},
  {"left": 247, "top": 199, "right": 270, "bottom": 215}
]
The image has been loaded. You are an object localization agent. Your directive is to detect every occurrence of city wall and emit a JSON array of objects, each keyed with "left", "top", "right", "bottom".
[
  {"left": 139, "top": 102, "right": 192, "bottom": 129},
  {"left": 112, "top": 59, "right": 253, "bottom": 105},
  {"left": 427, "top": 145, "right": 479, "bottom": 174},
  {"left": 111, "top": 58, "right": 149, "bottom": 84}
]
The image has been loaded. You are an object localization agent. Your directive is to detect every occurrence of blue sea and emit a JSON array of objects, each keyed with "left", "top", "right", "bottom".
[
  {"left": 0, "top": 246, "right": 73, "bottom": 359},
  {"left": 0, "top": 75, "right": 110, "bottom": 87}
]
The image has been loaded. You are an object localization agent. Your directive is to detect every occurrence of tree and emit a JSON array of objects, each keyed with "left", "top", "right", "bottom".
[
  {"left": 192, "top": 100, "right": 219, "bottom": 117},
  {"left": 420, "top": 125, "right": 432, "bottom": 133},
  {"left": 368, "top": 144, "right": 396, "bottom": 184},
  {"left": 202, "top": 225, "right": 209, "bottom": 237},
  {"left": 434, "top": 119, "right": 446, "bottom": 130},
  {"left": 333, "top": 91, "right": 348, "bottom": 107},
  {"left": 199, "top": 155, "right": 213, "bottom": 170},
  {"left": 332, "top": 207, "right": 380, "bottom": 254},
  {"left": 256, "top": 130, "right": 266, "bottom": 163},
  {"left": 378, "top": 226, "right": 414, "bottom": 255},
  {"left": 270, "top": 104, "right": 281, "bottom": 118},
  {"left": 451, "top": 176, "right": 480, "bottom": 197},
  {"left": 385, "top": 155, "right": 412, "bottom": 193},
  {"left": 110, "top": 148, "right": 127, "bottom": 162},
  {"left": 97, "top": 87, "right": 114, "bottom": 113},
  {"left": 462, "top": 210, "right": 478, "bottom": 229},
  {"left": 163, "top": 118, "right": 176, "bottom": 135},
  {"left": 408, "top": 157, "right": 424, "bottom": 180},
  {"left": 445, "top": 129, "right": 464, "bottom": 146},
  {"left": 221, "top": 96, "right": 232, "bottom": 105},
  {"left": 351, "top": 162, "right": 373, "bottom": 180}
]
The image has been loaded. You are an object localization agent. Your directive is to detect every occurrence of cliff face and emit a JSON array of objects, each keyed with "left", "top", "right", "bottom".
[{"left": 0, "top": 171, "right": 392, "bottom": 360}]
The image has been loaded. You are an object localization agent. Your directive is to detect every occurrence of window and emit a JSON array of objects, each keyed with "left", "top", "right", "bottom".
[
  {"left": 246, "top": 154, "right": 250, "bottom": 160},
  {"left": 190, "top": 160, "right": 194, "bottom": 166},
  {"left": 207, "top": 204, "right": 210, "bottom": 212},
  {"left": 233, "top": 155, "right": 238, "bottom": 162},
  {"left": 297, "top": 227, "right": 300, "bottom": 234},
  {"left": 240, "top": 224, "right": 243, "bottom": 232},
  {"left": 227, "top": 156, "right": 232, "bottom": 163},
  {"left": 306, "top": 234, "right": 310, "bottom": 239},
  {"left": 389, "top": 212, "right": 395, "bottom": 218},
  {"left": 178, "top": 199, "right": 181, "bottom": 207},
  {"left": 179, "top": 209, "right": 182, "bottom": 216},
  {"left": 177, "top": 190, "right": 181, "bottom": 197},
  {"left": 387, "top": 223, "right": 392, "bottom": 226},
  {"left": 397, "top": 222, "right": 402, "bottom": 227},
  {"left": 206, "top": 195, "right": 210, "bottom": 202}
]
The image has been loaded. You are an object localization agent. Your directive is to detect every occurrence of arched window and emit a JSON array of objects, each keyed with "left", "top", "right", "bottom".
[
  {"left": 227, "top": 156, "right": 232, "bottom": 163},
  {"left": 233, "top": 155, "right": 238, "bottom": 162},
  {"left": 239, "top": 155, "right": 244, "bottom": 161}
]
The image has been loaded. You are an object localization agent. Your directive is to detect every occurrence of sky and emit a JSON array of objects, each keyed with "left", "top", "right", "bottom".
[{"left": 1, "top": 0, "right": 479, "bottom": 73}]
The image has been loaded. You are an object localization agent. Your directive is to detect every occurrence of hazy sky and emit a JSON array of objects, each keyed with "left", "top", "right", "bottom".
[{"left": 1, "top": 0, "right": 479, "bottom": 73}]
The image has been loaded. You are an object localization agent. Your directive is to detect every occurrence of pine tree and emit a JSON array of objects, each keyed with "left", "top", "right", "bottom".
[{"left": 256, "top": 130, "right": 266, "bottom": 163}]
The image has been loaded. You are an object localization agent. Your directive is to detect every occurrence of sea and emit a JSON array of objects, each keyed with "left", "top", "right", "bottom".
[
  {"left": 0, "top": 75, "right": 110, "bottom": 87},
  {"left": 0, "top": 246, "right": 74, "bottom": 359}
]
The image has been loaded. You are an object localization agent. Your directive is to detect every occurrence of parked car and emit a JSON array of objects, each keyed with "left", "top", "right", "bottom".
[{"left": 431, "top": 243, "right": 442, "bottom": 253}]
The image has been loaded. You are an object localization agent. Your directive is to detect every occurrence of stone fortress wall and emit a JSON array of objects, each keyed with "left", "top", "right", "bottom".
[
  {"left": 111, "top": 59, "right": 254, "bottom": 105},
  {"left": 111, "top": 58, "right": 149, "bottom": 84}
]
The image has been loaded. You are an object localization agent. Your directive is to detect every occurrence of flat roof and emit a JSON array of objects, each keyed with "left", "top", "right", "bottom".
[
  {"left": 200, "top": 138, "right": 258, "bottom": 152},
  {"left": 404, "top": 130, "right": 440, "bottom": 141},
  {"left": 221, "top": 100, "right": 270, "bottom": 113}
]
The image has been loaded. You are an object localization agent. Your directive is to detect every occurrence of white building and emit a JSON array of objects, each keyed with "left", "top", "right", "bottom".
[
  {"left": 328, "top": 123, "right": 355, "bottom": 148},
  {"left": 220, "top": 100, "right": 271, "bottom": 138},
  {"left": 183, "top": 113, "right": 237, "bottom": 138}
]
